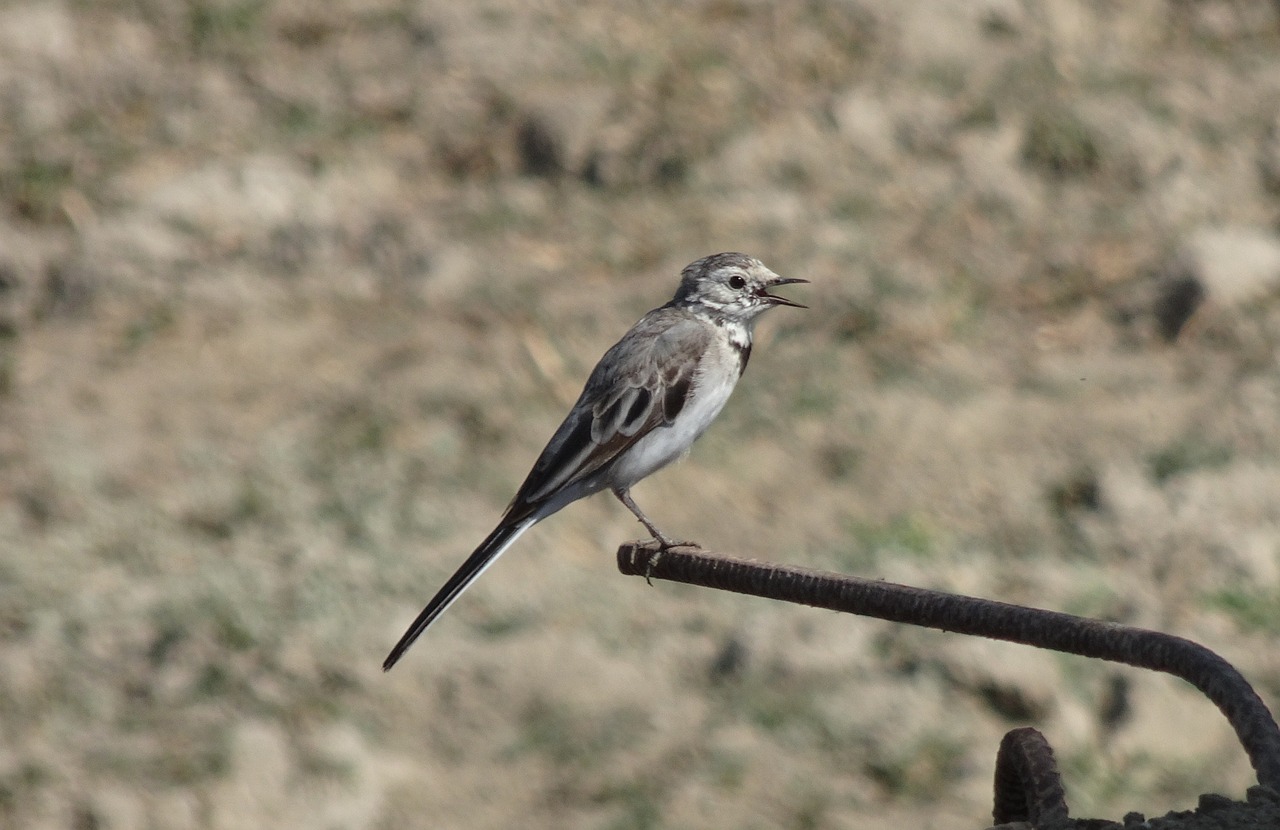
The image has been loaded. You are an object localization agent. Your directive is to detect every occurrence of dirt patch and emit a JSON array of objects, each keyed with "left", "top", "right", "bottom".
[{"left": 2, "top": 2, "right": 1280, "bottom": 828}]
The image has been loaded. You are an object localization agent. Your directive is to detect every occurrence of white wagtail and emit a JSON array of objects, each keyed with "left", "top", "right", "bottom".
[{"left": 383, "top": 253, "right": 806, "bottom": 669}]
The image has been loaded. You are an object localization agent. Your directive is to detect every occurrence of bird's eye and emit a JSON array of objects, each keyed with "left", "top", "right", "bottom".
[{"left": 728, "top": 275, "right": 747, "bottom": 290}]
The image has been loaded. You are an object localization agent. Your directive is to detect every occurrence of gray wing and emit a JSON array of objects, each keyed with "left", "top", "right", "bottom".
[{"left": 503, "top": 309, "right": 711, "bottom": 522}]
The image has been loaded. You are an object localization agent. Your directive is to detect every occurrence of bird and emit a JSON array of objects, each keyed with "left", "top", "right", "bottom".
[{"left": 383, "top": 252, "right": 806, "bottom": 670}]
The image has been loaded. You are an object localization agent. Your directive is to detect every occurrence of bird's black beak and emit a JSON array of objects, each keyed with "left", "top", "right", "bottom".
[{"left": 762, "top": 277, "right": 809, "bottom": 308}]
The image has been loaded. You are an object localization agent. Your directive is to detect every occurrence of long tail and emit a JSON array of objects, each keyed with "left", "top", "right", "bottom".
[{"left": 383, "top": 517, "right": 536, "bottom": 671}]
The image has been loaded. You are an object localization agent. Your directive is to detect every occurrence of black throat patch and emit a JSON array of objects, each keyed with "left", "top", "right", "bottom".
[
  {"left": 724, "top": 323, "right": 752, "bottom": 377},
  {"left": 736, "top": 340, "right": 752, "bottom": 376}
]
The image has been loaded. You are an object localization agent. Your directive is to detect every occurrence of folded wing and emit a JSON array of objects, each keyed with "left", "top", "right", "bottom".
[{"left": 505, "top": 311, "right": 710, "bottom": 521}]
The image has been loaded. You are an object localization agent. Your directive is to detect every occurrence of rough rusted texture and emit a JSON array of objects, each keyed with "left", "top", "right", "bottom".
[
  {"left": 618, "top": 542, "right": 1280, "bottom": 793},
  {"left": 992, "top": 728, "right": 1069, "bottom": 828}
]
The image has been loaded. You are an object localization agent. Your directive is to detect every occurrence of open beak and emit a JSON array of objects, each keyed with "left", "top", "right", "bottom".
[{"left": 761, "top": 277, "right": 809, "bottom": 309}]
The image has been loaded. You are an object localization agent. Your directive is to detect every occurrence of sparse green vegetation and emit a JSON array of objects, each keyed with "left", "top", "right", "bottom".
[
  {"left": 0, "top": 1, "right": 1275, "bottom": 827},
  {"left": 1148, "top": 438, "right": 1234, "bottom": 483},
  {"left": 1205, "top": 586, "right": 1280, "bottom": 634},
  {"left": 188, "top": 0, "right": 268, "bottom": 55},
  {"left": 5, "top": 157, "right": 75, "bottom": 223},
  {"left": 846, "top": 514, "right": 940, "bottom": 563},
  {"left": 122, "top": 303, "right": 176, "bottom": 351},
  {"left": 1022, "top": 107, "right": 1102, "bottom": 178}
]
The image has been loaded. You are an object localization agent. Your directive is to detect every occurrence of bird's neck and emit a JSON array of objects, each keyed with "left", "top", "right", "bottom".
[
  {"left": 722, "top": 318, "right": 752, "bottom": 352},
  {"left": 681, "top": 305, "right": 753, "bottom": 375},
  {"left": 679, "top": 302, "right": 756, "bottom": 345}
]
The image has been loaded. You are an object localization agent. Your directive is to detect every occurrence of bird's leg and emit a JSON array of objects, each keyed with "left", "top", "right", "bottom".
[
  {"left": 612, "top": 488, "right": 700, "bottom": 583},
  {"left": 613, "top": 488, "right": 681, "bottom": 547}
]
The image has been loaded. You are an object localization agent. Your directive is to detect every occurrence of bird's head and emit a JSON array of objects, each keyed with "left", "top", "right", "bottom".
[{"left": 672, "top": 252, "right": 807, "bottom": 322}]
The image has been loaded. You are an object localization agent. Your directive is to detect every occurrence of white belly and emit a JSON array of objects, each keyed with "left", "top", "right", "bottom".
[{"left": 606, "top": 346, "right": 740, "bottom": 487}]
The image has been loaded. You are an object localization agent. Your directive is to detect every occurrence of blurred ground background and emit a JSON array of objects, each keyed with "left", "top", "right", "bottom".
[{"left": 2, "top": 1, "right": 1280, "bottom": 828}]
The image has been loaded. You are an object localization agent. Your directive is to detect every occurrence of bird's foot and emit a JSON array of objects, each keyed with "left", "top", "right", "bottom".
[{"left": 644, "top": 535, "right": 700, "bottom": 585}]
